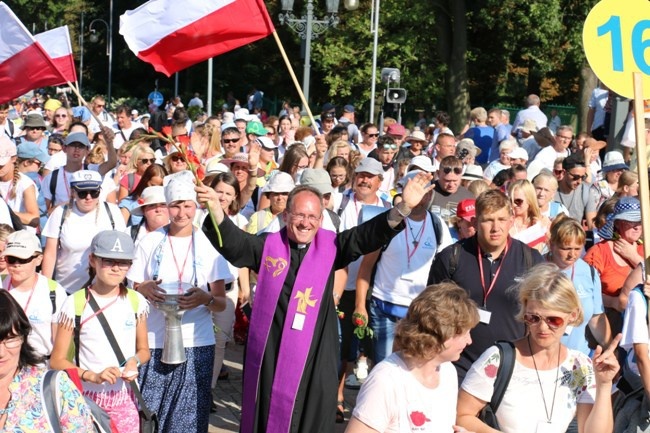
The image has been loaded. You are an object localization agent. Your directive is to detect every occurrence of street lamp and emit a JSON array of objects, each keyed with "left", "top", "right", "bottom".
[
  {"left": 89, "top": 16, "right": 113, "bottom": 104},
  {"left": 279, "top": 0, "right": 358, "bottom": 109}
]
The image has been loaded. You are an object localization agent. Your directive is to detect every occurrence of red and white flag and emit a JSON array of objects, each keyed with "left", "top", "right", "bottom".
[
  {"left": 0, "top": 2, "right": 67, "bottom": 104},
  {"left": 119, "top": 0, "right": 275, "bottom": 77},
  {"left": 35, "top": 26, "right": 78, "bottom": 83}
]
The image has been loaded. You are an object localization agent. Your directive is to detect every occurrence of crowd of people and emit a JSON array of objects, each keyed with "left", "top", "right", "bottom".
[{"left": 0, "top": 89, "right": 648, "bottom": 433}]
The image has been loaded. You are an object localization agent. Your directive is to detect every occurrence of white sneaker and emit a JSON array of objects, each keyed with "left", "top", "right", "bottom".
[{"left": 356, "top": 359, "right": 369, "bottom": 381}]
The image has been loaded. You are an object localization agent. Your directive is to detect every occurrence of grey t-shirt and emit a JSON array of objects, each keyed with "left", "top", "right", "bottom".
[
  {"left": 429, "top": 182, "right": 474, "bottom": 225},
  {"left": 554, "top": 183, "right": 598, "bottom": 223}
]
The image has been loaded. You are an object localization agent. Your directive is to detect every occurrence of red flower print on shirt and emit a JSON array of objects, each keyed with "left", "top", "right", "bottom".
[
  {"left": 484, "top": 364, "right": 498, "bottom": 378},
  {"left": 409, "top": 411, "right": 430, "bottom": 427}
]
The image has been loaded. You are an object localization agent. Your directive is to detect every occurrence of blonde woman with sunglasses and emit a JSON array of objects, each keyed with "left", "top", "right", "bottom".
[{"left": 457, "top": 263, "right": 621, "bottom": 433}]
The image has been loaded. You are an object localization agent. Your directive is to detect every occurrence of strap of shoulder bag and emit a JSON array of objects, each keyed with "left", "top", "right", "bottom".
[
  {"left": 490, "top": 340, "right": 516, "bottom": 413},
  {"left": 86, "top": 289, "right": 153, "bottom": 419},
  {"left": 42, "top": 369, "right": 63, "bottom": 433}
]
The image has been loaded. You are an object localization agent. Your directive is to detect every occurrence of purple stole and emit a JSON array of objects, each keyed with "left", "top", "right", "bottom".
[{"left": 240, "top": 228, "right": 337, "bottom": 433}]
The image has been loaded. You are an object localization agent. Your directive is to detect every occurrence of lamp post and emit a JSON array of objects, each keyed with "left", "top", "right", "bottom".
[
  {"left": 279, "top": 0, "right": 358, "bottom": 109},
  {"left": 89, "top": 15, "right": 113, "bottom": 104},
  {"left": 369, "top": 0, "right": 380, "bottom": 122}
]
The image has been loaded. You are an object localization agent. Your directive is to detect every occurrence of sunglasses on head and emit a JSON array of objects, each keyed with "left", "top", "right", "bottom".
[
  {"left": 441, "top": 166, "right": 463, "bottom": 175},
  {"left": 222, "top": 138, "right": 239, "bottom": 144},
  {"left": 5, "top": 255, "right": 38, "bottom": 265},
  {"left": 568, "top": 173, "right": 587, "bottom": 181},
  {"left": 170, "top": 155, "right": 185, "bottom": 163},
  {"left": 523, "top": 313, "right": 565, "bottom": 329},
  {"left": 74, "top": 189, "right": 101, "bottom": 199},
  {"left": 139, "top": 158, "right": 155, "bottom": 164},
  {"left": 512, "top": 198, "right": 525, "bottom": 206},
  {"left": 382, "top": 144, "right": 397, "bottom": 150}
]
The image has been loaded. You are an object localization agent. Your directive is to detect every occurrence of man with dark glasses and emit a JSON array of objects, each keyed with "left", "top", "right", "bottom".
[
  {"left": 429, "top": 156, "right": 474, "bottom": 224},
  {"left": 554, "top": 154, "right": 598, "bottom": 229}
]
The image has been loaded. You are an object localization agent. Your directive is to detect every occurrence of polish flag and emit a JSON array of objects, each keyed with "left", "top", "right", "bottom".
[
  {"left": 0, "top": 2, "right": 67, "bottom": 104},
  {"left": 120, "top": 0, "right": 275, "bottom": 77},
  {"left": 35, "top": 26, "right": 78, "bottom": 84}
]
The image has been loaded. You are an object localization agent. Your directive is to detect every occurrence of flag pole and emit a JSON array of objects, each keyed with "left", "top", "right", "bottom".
[{"left": 271, "top": 31, "right": 318, "bottom": 129}]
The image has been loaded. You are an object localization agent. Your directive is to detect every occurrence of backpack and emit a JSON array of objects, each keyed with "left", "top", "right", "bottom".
[
  {"left": 49, "top": 169, "right": 59, "bottom": 207},
  {"left": 478, "top": 341, "right": 516, "bottom": 429},
  {"left": 448, "top": 240, "right": 533, "bottom": 277},
  {"left": 0, "top": 275, "right": 58, "bottom": 313},
  {"left": 336, "top": 192, "right": 391, "bottom": 217},
  {"left": 70, "top": 287, "right": 140, "bottom": 366},
  {"left": 42, "top": 369, "right": 113, "bottom": 433}
]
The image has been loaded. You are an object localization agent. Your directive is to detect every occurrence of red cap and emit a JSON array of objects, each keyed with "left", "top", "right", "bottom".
[
  {"left": 456, "top": 199, "right": 476, "bottom": 221},
  {"left": 386, "top": 123, "right": 406, "bottom": 137}
]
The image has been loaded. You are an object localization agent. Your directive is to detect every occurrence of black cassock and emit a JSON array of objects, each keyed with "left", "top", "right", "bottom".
[{"left": 203, "top": 212, "right": 403, "bottom": 433}]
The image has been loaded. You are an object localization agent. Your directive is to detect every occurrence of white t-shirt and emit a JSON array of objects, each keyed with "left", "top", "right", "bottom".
[
  {"left": 58, "top": 289, "right": 148, "bottom": 396},
  {"left": 0, "top": 173, "right": 37, "bottom": 232},
  {"left": 621, "top": 289, "right": 649, "bottom": 376},
  {"left": 340, "top": 192, "right": 387, "bottom": 291},
  {"left": 533, "top": 146, "right": 570, "bottom": 172},
  {"left": 126, "top": 227, "right": 233, "bottom": 348},
  {"left": 41, "top": 202, "right": 126, "bottom": 293},
  {"left": 373, "top": 213, "right": 451, "bottom": 306},
  {"left": 461, "top": 345, "right": 596, "bottom": 433},
  {"left": 41, "top": 168, "right": 115, "bottom": 207},
  {"left": 3, "top": 274, "right": 66, "bottom": 357},
  {"left": 112, "top": 122, "right": 143, "bottom": 149},
  {"left": 43, "top": 151, "right": 66, "bottom": 172},
  {"left": 352, "top": 353, "right": 458, "bottom": 433}
]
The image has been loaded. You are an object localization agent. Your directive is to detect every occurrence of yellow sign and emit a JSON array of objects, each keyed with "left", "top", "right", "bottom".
[{"left": 583, "top": 0, "right": 650, "bottom": 99}]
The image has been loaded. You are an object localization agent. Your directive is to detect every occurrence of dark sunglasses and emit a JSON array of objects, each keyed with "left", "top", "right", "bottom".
[
  {"left": 170, "top": 155, "right": 185, "bottom": 163},
  {"left": 66, "top": 143, "right": 87, "bottom": 150},
  {"left": 568, "top": 173, "right": 587, "bottom": 181},
  {"left": 441, "top": 166, "right": 463, "bottom": 175},
  {"left": 382, "top": 144, "right": 397, "bottom": 150},
  {"left": 75, "top": 189, "right": 101, "bottom": 199},
  {"left": 523, "top": 313, "right": 565, "bottom": 329},
  {"left": 5, "top": 255, "right": 39, "bottom": 265},
  {"left": 512, "top": 198, "right": 525, "bottom": 206},
  {"left": 139, "top": 158, "right": 155, "bottom": 164},
  {"left": 28, "top": 127, "right": 45, "bottom": 131},
  {"left": 367, "top": 133, "right": 379, "bottom": 138},
  {"left": 553, "top": 169, "right": 563, "bottom": 176},
  {"left": 222, "top": 138, "right": 239, "bottom": 144},
  {"left": 54, "top": 114, "right": 68, "bottom": 118}
]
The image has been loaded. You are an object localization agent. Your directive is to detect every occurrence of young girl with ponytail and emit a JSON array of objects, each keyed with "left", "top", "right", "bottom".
[{"left": 50, "top": 230, "right": 150, "bottom": 433}]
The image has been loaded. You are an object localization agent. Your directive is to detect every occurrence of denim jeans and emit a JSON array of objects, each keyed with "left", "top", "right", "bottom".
[{"left": 369, "top": 297, "right": 403, "bottom": 364}]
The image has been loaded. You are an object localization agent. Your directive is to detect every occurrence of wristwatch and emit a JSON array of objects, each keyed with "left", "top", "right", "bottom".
[{"left": 205, "top": 296, "right": 216, "bottom": 307}]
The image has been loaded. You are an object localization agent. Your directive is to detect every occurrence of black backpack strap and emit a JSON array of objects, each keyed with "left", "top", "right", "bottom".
[
  {"left": 490, "top": 340, "right": 516, "bottom": 413},
  {"left": 50, "top": 169, "right": 59, "bottom": 206},
  {"left": 429, "top": 211, "right": 443, "bottom": 244},
  {"left": 589, "top": 264, "right": 595, "bottom": 283},
  {"left": 74, "top": 311, "right": 81, "bottom": 367},
  {"left": 130, "top": 221, "right": 143, "bottom": 241},
  {"left": 103, "top": 201, "right": 115, "bottom": 229},
  {"left": 523, "top": 245, "right": 533, "bottom": 269},
  {"left": 325, "top": 208, "right": 341, "bottom": 233}
]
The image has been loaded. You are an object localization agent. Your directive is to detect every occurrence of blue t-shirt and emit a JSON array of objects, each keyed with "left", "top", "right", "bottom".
[
  {"left": 464, "top": 126, "right": 494, "bottom": 165},
  {"left": 118, "top": 196, "right": 143, "bottom": 227},
  {"left": 560, "top": 259, "right": 604, "bottom": 355}
]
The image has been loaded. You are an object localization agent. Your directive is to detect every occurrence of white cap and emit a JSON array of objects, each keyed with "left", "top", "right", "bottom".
[
  {"left": 163, "top": 170, "right": 198, "bottom": 205},
  {"left": 263, "top": 171, "right": 295, "bottom": 193},
  {"left": 407, "top": 155, "right": 436, "bottom": 173},
  {"left": 507, "top": 147, "right": 529, "bottom": 161}
]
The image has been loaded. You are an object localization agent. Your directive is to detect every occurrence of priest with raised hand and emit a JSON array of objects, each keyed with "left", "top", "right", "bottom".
[{"left": 196, "top": 172, "right": 433, "bottom": 433}]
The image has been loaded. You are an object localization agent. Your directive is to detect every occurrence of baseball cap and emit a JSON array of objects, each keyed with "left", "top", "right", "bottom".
[
  {"left": 70, "top": 170, "right": 102, "bottom": 190},
  {"left": 507, "top": 147, "right": 529, "bottom": 161},
  {"left": 0, "top": 135, "right": 17, "bottom": 165},
  {"left": 246, "top": 122, "right": 267, "bottom": 137},
  {"left": 90, "top": 230, "right": 135, "bottom": 261},
  {"left": 355, "top": 157, "right": 384, "bottom": 176},
  {"left": 386, "top": 123, "right": 406, "bottom": 137},
  {"left": 65, "top": 132, "right": 91, "bottom": 148},
  {"left": 17, "top": 142, "right": 50, "bottom": 164},
  {"left": 343, "top": 105, "right": 355, "bottom": 113},
  {"left": 257, "top": 136, "right": 277, "bottom": 149},
  {"left": 2, "top": 230, "right": 42, "bottom": 259},
  {"left": 407, "top": 155, "right": 436, "bottom": 173},
  {"left": 300, "top": 168, "right": 334, "bottom": 195},
  {"left": 456, "top": 199, "right": 476, "bottom": 222},
  {"left": 321, "top": 102, "right": 336, "bottom": 113},
  {"left": 131, "top": 186, "right": 167, "bottom": 216}
]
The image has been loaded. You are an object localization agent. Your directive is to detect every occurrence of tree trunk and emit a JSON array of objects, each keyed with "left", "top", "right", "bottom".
[{"left": 434, "top": 0, "right": 470, "bottom": 133}]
